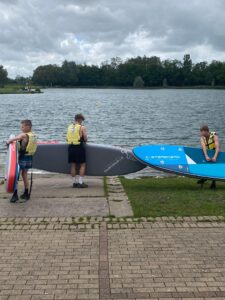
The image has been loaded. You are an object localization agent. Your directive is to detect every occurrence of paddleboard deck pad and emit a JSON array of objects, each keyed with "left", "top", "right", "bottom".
[
  {"left": 133, "top": 145, "right": 225, "bottom": 180},
  {"left": 33, "top": 143, "right": 145, "bottom": 176},
  {"left": 5, "top": 140, "right": 19, "bottom": 193}
]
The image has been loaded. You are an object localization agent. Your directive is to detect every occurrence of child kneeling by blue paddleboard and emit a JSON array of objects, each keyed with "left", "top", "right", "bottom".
[{"left": 198, "top": 125, "right": 220, "bottom": 189}]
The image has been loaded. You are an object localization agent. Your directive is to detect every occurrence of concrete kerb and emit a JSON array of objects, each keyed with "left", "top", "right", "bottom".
[
  {"left": 0, "top": 216, "right": 225, "bottom": 231},
  {"left": 107, "top": 176, "right": 133, "bottom": 217}
]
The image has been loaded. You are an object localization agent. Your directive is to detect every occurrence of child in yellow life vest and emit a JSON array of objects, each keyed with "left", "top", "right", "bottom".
[
  {"left": 66, "top": 114, "right": 88, "bottom": 188},
  {"left": 7, "top": 120, "right": 37, "bottom": 202},
  {"left": 198, "top": 125, "right": 220, "bottom": 189}
]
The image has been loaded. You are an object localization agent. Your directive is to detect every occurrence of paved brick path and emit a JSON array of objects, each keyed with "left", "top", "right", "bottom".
[
  {"left": 108, "top": 224, "right": 225, "bottom": 299},
  {"left": 1, "top": 219, "right": 225, "bottom": 299}
]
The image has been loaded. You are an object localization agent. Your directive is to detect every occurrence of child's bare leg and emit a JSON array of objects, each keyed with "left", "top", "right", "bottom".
[
  {"left": 79, "top": 163, "right": 86, "bottom": 177},
  {"left": 22, "top": 170, "right": 29, "bottom": 189},
  {"left": 78, "top": 163, "right": 88, "bottom": 187},
  {"left": 20, "top": 170, "right": 30, "bottom": 200},
  {"left": 70, "top": 163, "right": 77, "bottom": 177},
  {"left": 71, "top": 163, "right": 79, "bottom": 186}
]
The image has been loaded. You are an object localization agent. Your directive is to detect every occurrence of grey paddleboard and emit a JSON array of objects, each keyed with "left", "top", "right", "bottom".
[{"left": 33, "top": 143, "right": 145, "bottom": 176}]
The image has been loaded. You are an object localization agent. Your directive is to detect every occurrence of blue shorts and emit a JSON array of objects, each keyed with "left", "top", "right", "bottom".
[{"left": 19, "top": 155, "right": 33, "bottom": 170}]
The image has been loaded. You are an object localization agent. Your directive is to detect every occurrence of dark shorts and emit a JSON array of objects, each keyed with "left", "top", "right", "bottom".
[
  {"left": 19, "top": 154, "right": 33, "bottom": 170},
  {"left": 68, "top": 144, "right": 86, "bottom": 164}
]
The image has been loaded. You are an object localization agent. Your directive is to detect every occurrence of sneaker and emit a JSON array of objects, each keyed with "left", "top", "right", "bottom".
[
  {"left": 78, "top": 183, "right": 88, "bottom": 188},
  {"left": 10, "top": 192, "right": 19, "bottom": 203},
  {"left": 73, "top": 183, "right": 78, "bottom": 188},
  {"left": 20, "top": 193, "right": 30, "bottom": 201}
]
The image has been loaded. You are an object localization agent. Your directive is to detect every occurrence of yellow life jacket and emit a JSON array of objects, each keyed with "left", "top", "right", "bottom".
[
  {"left": 25, "top": 132, "right": 38, "bottom": 156},
  {"left": 203, "top": 132, "right": 216, "bottom": 150},
  {"left": 67, "top": 123, "right": 81, "bottom": 145}
]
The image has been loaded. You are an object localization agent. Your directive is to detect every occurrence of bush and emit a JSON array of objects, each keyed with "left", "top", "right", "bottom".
[{"left": 133, "top": 76, "right": 145, "bottom": 88}]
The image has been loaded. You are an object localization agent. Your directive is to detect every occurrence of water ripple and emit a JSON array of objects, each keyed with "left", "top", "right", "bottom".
[{"left": 1, "top": 88, "right": 225, "bottom": 177}]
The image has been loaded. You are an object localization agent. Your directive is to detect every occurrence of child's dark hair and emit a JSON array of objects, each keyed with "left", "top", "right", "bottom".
[
  {"left": 200, "top": 125, "right": 209, "bottom": 132},
  {"left": 75, "top": 114, "right": 85, "bottom": 121},
  {"left": 21, "top": 119, "right": 32, "bottom": 128}
]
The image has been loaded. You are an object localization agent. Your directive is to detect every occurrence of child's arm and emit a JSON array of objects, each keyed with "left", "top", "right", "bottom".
[
  {"left": 200, "top": 137, "right": 211, "bottom": 161},
  {"left": 212, "top": 135, "right": 220, "bottom": 162},
  {"left": 7, "top": 133, "right": 27, "bottom": 144},
  {"left": 81, "top": 126, "right": 88, "bottom": 142}
]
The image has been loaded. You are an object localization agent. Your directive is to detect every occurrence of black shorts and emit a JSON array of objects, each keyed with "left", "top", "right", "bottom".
[{"left": 68, "top": 144, "right": 86, "bottom": 164}]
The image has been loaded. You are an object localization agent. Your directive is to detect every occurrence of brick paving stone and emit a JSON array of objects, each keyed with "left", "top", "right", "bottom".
[
  {"left": 108, "top": 225, "right": 225, "bottom": 299},
  {"left": 0, "top": 229, "right": 99, "bottom": 299}
]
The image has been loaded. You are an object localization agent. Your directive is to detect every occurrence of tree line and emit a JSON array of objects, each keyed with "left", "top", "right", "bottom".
[
  {"left": 2, "top": 54, "right": 225, "bottom": 88},
  {"left": 0, "top": 65, "right": 8, "bottom": 87}
]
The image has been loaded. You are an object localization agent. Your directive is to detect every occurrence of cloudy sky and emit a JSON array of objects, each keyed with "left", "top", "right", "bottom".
[{"left": 1, "top": 0, "right": 225, "bottom": 78}]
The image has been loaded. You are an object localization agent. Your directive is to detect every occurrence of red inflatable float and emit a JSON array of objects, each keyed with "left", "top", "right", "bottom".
[{"left": 5, "top": 140, "right": 19, "bottom": 193}]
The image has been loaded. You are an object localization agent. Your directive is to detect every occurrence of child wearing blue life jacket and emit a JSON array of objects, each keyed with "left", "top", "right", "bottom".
[{"left": 7, "top": 120, "right": 37, "bottom": 202}]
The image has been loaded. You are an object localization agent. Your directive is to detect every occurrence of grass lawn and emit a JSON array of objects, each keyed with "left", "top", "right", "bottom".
[
  {"left": 120, "top": 177, "right": 225, "bottom": 217},
  {"left": 0, "top": 84, "right": 41, "bottom": 94}
]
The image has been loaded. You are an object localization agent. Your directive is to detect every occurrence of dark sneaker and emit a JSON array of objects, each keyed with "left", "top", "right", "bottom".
[
  {"left": 10, "top": 192, "right": 19, "bottom": 203},
  {"left": 73, "top": 183, "right": 78, "bottom": 188},
  {"left": 210, "top": 181, "right": 216, "bottom": 190},
  {"left": 78, "top": 183, "right": 88, "bottom": 188},
  {"left": 20, "top": 193, "right": 30, "bottom": 201}
]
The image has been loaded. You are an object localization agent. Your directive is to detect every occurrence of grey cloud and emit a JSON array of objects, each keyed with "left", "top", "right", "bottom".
[{"left": 0, "top": 0, "right": 225, "bottom": 77}]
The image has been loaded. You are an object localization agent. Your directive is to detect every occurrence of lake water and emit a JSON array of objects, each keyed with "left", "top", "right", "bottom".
[{"left": 0, "top": 88, "right": 225, "bottom": 178}]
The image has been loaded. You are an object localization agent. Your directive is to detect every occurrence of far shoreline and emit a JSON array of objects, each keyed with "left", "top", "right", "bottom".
[
  {"left": 1, "top": 85, "right": 225, "bottom": 94},
  {"left": 42, "top": 85, "right": 225, "bottom": 90}
]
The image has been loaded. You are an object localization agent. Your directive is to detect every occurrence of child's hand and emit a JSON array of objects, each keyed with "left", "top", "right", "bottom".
[
  {"left": 205, "top": 155, "right": 211, "bottom": 162},
  {"left": 6, "top": 139, "right": 12, "bottom": 145}
]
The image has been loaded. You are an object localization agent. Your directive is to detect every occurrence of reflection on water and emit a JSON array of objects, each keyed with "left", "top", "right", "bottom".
[{"left": 1, "top": 88, "right": 225, "bottom": 178}]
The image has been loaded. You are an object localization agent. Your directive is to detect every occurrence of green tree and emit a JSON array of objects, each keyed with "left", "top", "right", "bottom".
[
  {"left": 162, "top": 59, "right": 183, "bottom": 86},
  {"left": 60, "top": 60, "right": 78, "bottom": 86},
  {"left": 15, "top": 75, "right": 28, "bottom": 85},
  {"left": 182, "top": 54, "right": 193, "bottom": 85},
  {"left": 192, "top": 62, "right": 208, "bottom": 85},
  {"left": 100, "top": 60, "right": 119, "bottom": 86},
  {"left": 208, "top": 61, "right": 225, "bottom": 85},
  {"left": 32, "top": 64, "right": 61, "bottom": 86},
  {"left": 0, "top": 65, "right": 8, "bottom": 87},
  {"left": 30, "top": 54, "right": 225, "bottom": 88},
  {"left": 142, "top": 56, "right": 163, "bottom": 86},
  {"left": 110, "top": 57, "right": 123, "bottom": 69},
  {"left": 78, "top": 64, "right": 101, "bottom": 86}
]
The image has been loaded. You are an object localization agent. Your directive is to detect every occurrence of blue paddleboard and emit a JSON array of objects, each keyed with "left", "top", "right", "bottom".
[{"left": 133, "top": 145, "right": 225, "bottom": 180}]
